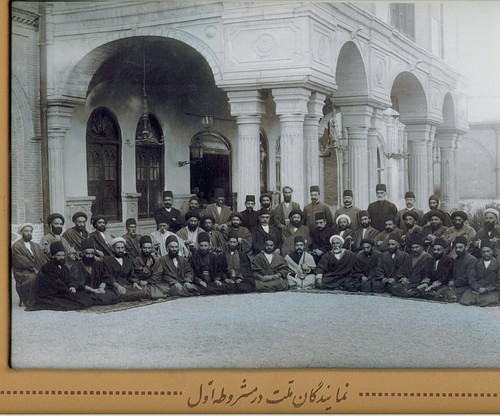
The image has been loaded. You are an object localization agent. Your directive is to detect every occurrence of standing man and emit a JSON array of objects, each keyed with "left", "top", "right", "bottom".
[
  {"left": 258, "top": 193, "right": 276, "bottom": 224},
  {"left": 280, "top": 210, "right": 310, "bottom": 257},
  {"left": 334, "top": 190, "right": 361, "bottom": 230},
  {"left": 442, "top": 211, "right": 477, "bottom": 257},
  {"left": 176, "top": 211, "right": 204, "bottom": 254},
  {"left": 350, "top": 211, "right": 379, "bottom": 253},
  {"left": 309, "top": 212, "right": 335, "bottom": 263},
  {"left": 240, "top": 195, "right": 259, "bottom": 230},
  {"left": 11, "top": 223, "right": 46, "bottom": 307},
  {"left": 62, "top": 211, "right": 89, "bottom": 258},
  {"left": 395, "top": 192, "right": 425, "bottom": 231},
  {"left": 367, "top": 184, "right": 398, "bottom": 232},
  {"left": 154, "top": 190, "right": 185, "bottom": 233},
  {"left": 251, "top": 237, "right": 289, "bottom": 292},
  {"left": 203, "top": 188, "right": 233, "bottom": 231},
  {"left": 285, "top": 236, "right": 317, "bottom": 290},
  {"left": 303, "top": 185, "right": 333, "bottom": 230},
  {"left": 150, "top": 215, "right": 189, "bottom": 258},
  {"left": 251, "top": 209, "right": 282, "bottom": 256},
  {"left": 274, "top": 186, "right": 301, "bottom": 231},
  {"left": 374, "top": 217, "right": 403, "bottom": 252},
  {"left": 181, "top": 195, "right": 202, "bottom": 218},
  {"left": 88, "top": 214, "right": 115, "bottom": 258},
  {"left": 424, "top": 195, "right": 453, "bottom": 227},
  {"left": 122, "top": 218, "right": 142, "bottom": 259},
  {"left": 40, "top": 213, "right": 76, "bottom": 261}
]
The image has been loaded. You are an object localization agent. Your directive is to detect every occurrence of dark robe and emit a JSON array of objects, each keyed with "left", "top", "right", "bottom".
[
  {"left": 367, "top": 200, "right": 398, "bottom": 232},
  {"left": 251, "top": 252, "right": 289, "bottom": 292},
  {"left": 476, "top": 225, "right": 500, "bottom": 258},
  {"left": 251, "top": 224, "right": 282, "bottom": 255},
  {"left": 70, "top": 260, "right": 119, "bottom": 305},
  {"left": 421, "top": 225, "right": 449, "bottom": 253},
  {"left": 27, "top": 260, "right": 92, "bottom": 311},
  {"left": 150, "top": 255, "right": 198, "bottom": 297},
  {"left": 353, "top": 250, "right": 382, "bottom": 293},
  {"left": 240, "top": 209, "right": 259, "bottom": 230},
  {"left": 303, "top": 201, "right": 334, "bottom": 230},
  {"left": 62, "top": 227, "right": 89, "bottom": 257},
  {"left": 274, "top": 201, "right": 301, "bottom": 229},
  {"left": 190, "top": 251, "right": 231, "bottom": 295},
  {"left": 460, "top": 258, "right": 500, "bottom": 307},
  {"left": 222, "top": 226, "right": 253, "bottom": 254},
  {"left": 334, "top": 206, "right": 361, "bottom": 230},
  {"left": 309, "top": 225, "right": 335, "bottom": 262},
  {"left": 281, "top": 224, "right": 310, "bottom": 257},
  {"left": 122, "top": 233, "right": 142, "bottom": 259},
  {"left": 350, "top": 226, "right": 380, "bottom": 253},
  {"left": 103, "top": 255, "right": 149, "bottom": 302},
  {"left": 315, "top": 249, "right": 357, "bottom": 290},
  {"left": 395, "top": 208, "right": 426, "bottom": 230},
  {"left": 223, "top": 250, "right": 255, "bottom": 293},
  {"left": 133, "top": 253, "right": 168, "bottom": 299},
  {"left": 88, "top": 231, "right": 114, "bottom": 257},
  {"left": 333, "top": 227, "right": 356, "bottom": 251},
  {"left": 375, "top": 250, "right": 409, "bottom": 293},
  {"left": 204, "top": 204, "right": 233, "bottom": 226},
  {"left": 153, "top": 206, "right": 185, "bottom": 232},
  {"left": 390, "top": 252, "right": 433, "bottom": 298},
  {"left": 420, "top": 255, "right": 454, "bottom": 301}
]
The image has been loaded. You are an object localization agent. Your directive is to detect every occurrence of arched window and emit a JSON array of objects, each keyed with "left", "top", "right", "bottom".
[
  {"left": 135, "top": 114, "right": 164, "bottom": 218},
  {"left": 86, "top": 107, "right": 122, "bottom": 221}
]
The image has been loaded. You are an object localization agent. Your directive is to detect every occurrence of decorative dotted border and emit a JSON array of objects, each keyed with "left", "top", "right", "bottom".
[
  {"left": 0, "top": 390, "right": 182, "bottom": 396},
  {"left": 359, "top": 392, "right": 498, "bottom": 398}
]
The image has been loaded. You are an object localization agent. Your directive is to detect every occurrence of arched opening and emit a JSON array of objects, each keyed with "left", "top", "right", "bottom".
[
  {"left": 334, "top": 41, "right": 369, "bottom": 102},
  {"left": 390, "top": 72, "right": 428, "bottom": 122},
  {"left": 260, "top": 131, "right": 269, "bottom": 194},
  {"left": 442, "top": 93, "right": 456, "bottom": 128}
]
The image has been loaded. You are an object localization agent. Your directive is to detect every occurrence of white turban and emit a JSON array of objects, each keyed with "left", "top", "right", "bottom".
[
  {"left": 336, "top": 214, "right": 351, "bottom": 225},
  {"left": 329, "top": 234, "right": 345, "bottom": 246},
  {"left": 484, "top": 208, "right": 500, "bottom": 219},
  {"left": 110, "top": 237, "right": 126, "bottom": 247},
  {"left": 18, "top": 223, "right": 33, "bottom": 233}
]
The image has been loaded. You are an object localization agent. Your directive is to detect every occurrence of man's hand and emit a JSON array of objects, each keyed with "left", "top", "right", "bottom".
[
  {"left": 140, "top": 280, "right": 148, "bottom": 286},
  {"left": 199, "top": 281, "right": 208, "bottom": 288},
  {"left": 387, "top": 277, "right": 395, "bottom": 284},
  {"left": 116, "top": 284, "right": 126, "bottom": 294},
  {"left": 417, "top": 282, "right": 428, "bottom": 291},
  {"left": 479, "top": 287, "right": 487, "bottom": 294},
  {"left": 184, "top": 282, "right": 196, "bottom": 290},
  {"left": 236, "top": 278, "right": 243, "bottom": 284},
  {"left": 69, "top": 287, "right": 76, "bottom": 294},
  {"left": 225, "top": 278, "right": 235, "bottom": 284},
  {"left": 400, "top": 277, "right": 409, "bottom": 285},
  {"left": 132, "top": 282, "right": 142, "bottom": 290},
  {"left": 174, "top": 282, "right": 183, "bottom": 291},
  {"left": 361, "top": 276, "right": 369, "bottom": 282},
  {"left": 215, "top": 280, "right": 222, "bottom": 287}
]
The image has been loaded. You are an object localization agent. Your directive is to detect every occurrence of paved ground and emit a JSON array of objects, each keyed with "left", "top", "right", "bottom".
[{"left": 10, "top": 287, "right": 500, "bottom": 369}]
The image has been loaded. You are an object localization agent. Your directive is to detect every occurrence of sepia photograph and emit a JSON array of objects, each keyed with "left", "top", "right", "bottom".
[{"left": 6, "top": 0, "right": 500, "bottom": 412}]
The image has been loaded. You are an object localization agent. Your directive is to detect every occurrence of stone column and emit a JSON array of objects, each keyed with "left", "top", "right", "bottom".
[
  {"left": 227, "top": 91, "right": 266, "bottom": 211},
  {"left": 368, "top": 109, "right": 382, "bottom": 202},
  {"left": 304, "top": 92, "right": 326, "bottom": 200},
  {"left": 273, "top": 88, "right": 311, "bottom": 207},
  {"left": 494, "top": 125, "right": 500, "bottom": 198},
  {"left": 341, "top": 105, "right": 374, "bottom": 209},
  {"left": 436, "top": 131, "right": 459, "bottom": 211},
  {"left": 427, "top": 125, "right": 437, "bottom": 198}
]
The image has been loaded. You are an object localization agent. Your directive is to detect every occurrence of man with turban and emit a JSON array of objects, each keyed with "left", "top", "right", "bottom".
[
  {"left": 424, "top": 195, "right": 453, "bottom": 227},
  {"left": 176, "top": 211, "right": 204, "bottom": 254},
  {"left": 132, "top": 235, "right": 167, "bottom": 300},
  {"left": 62, "top": 211, "right": 89, "bottom": 258},
  {"left": 421, "top": 209, "right": 449, "bottom": 253},
  {"left": 251, "top": 236, "right": 289, "bottom": 292},
  {"left": 150, "top": 214, "right": 189, "bottom": 257},
  {"left": 352, "top": 239, "right": 381, "bottom": 293},
  {"left": 442, "top": 211, "right": 477, "bottom": 257},
  {"left": 475, "top": 207, "right": 500, "bottom": 258},
  {"left": 222, "top": 230, "right": 255, "bottom": 293},
  {"left": 334, "top": 213, "right": 355, "bottom": 250},
  {"left": 122, "top": 218, "right": 142, "bottom": 260},
  {"left": 280, "top": 209, "right": 310, "bottom": 257},
  {"left": 374, "top": 233, "right": 408, "bottom": 293},
  {"left": 285, "top": 236, "right": 317, "bottom": 290},
  {"left": 40, "top": 213, "right": 77, "bottom": 262},
  {"left": 88, "top": 214, "right": 115, "bottom": 258}
]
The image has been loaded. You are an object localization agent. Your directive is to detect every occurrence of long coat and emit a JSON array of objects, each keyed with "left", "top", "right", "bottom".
[
  {"left": 274, "top": 201, "right": 301, "bottom": 229},
  {"left": 367, "top": 200, "right": 398, "bottom": 232}
]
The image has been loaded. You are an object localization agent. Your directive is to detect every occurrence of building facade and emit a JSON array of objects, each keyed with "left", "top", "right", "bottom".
[{"left": 11, "top": 1, "right": 468, "bottom": 239}]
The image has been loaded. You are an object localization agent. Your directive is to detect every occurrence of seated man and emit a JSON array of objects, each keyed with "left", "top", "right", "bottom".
[
  {"left": 223, "top": 212, "right": 253, "bottom": 254},
  {"left": 151, "top": 235, "right": 198, "bottom": 297},
  {"left": 88, "top": 214, "right": 115, "bottom": 258},
  {"left": 251, "top": 237, "right": 289, "bottom": 292},
  {"left": 280, "top": 210, "right": 310, "bottom": 257},
  {"left": 27, "top": 241, "right": 92, "bottom": 311},
  {"left": 459, "top": 241, "right": 500, "bottom": 307},
  {"left": 285, "top": 236, "right": 317, "bottom": 290},
  {"left": 122, "top": 218, "right": 142, "bottom": 259},
  {"left": 176, "top": 211, "right": 204, "bottom": 254},
  {"left": 314, "top": 235, "right": 357, "bottom": 290},
  {"left": 203, "top": 188, "right": 233, "bottom": 232},
  {"left": 350, "top": 210, "right": 379, "bottom": 253},
  {"left": 223, "top": 230, "right": 255, "bottom": 293},
  {"left": 132, "top": 235, "right": 167, "bottom": 300},
  {"left": 200, "top": 214, "right": 227, "bottom": 255},
  {"left": 401, "top": 211, "right": 423, "bottom": 253},
  {"left": 62, "top": 211, "right": 89, "bottom": 259},
  {"left": 251, "top": 209, "right": 282, "bottom": 256},
  {"left": 420, "top": 238, "right": 454, "bottom": 300},
  {"left": 150, "top": 214, "right": 189, "bottom": 257},
  {"left": 444, "top": 236, "right": 476, "bottom": 301},
  {"left": 309, "top": 212, "right": 335, "bottom": 263},
  {"left": 333, "top": 214, "right": 355, "bottom": 250},
  {"left": 374, "top": 217, "right": 403, "bottom": 252},
  {"left": 353, "top": 239, "right": 382, "bottom": 293},
  {"left": 374, "top": 234, "right": 408, "bottom": 293}
]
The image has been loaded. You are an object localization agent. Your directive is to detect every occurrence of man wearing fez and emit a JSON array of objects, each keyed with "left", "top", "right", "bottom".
[
  {"left": 62, "top": 211, "right": 89, "bottom": 257},
  {"left": 88, "top": 214, "right": 115, "bottom": 258},
  {"left": 240, "top": 195, "right": 259, "bottom": 230},
  {"left": 420, "top": 238, "right": 454, "bottom": 300},
  {"left": 314, "top": 235, "right": 357, "bottom": 290},
  {"left": 181, "top": 195, "right": 202, "bottom": 218},
  {"left": 351, "top": 210, "right": 379, "bottom": 253},
  {"left": 223, "top": 230, "right": 255, "bottom": 293},
  {"left": 303, "top": 185, "right": 333, "bottom": 230},
  {"left": 395, "top": 192, "right": 425, "bottom": 231},
  {"left": 352, "top": 239, "right": 382, "bottom": 293},
  {"left": 285, "top": 235, "right": 317, "bottom": 290},
  {"left": 251, "top": 237, "right": 289, "bottom": 292},
  {"left": 274, "top": 186, "right": 301, "bottom": 231},
  {"left": 374, "top": 217, "right": 403, "bottom": 252},
  {"left": 259, "top": 192, "right": 277, "bottom": 224},
  {"left": 309, "top": 212, "right": 335, "bottom": 263},
  {"left": 281, "top": 210, "right": 310, "bottom": 257},
  {"left": 334, "top": 214, "right": 355, "bottom": 250},
  {"left": 27, "top": 241, "right": 92, "bottom": 311},
  {"left": 223, "top": 212, "right": 253, "bottom": 254},
  {"left": 390, "top": 234, "right": 433, "bottom": 298},
  {"left": 251, "top": 209, "right": 282, "bottom": 256},
  {"left": 199, "top": 214, "right": 227, "bottom": 255},
  {"left": 334, "top": 189, "right": 361, "bottom": 230},
  {"left": 442, "top": 210, "right": 477, "bottom": 257},
  {"left": 443, "top": 236, "right": 475, "bottom": 302},
  {"left": 401, "top": 211, "right": 423, "bottom": 253},
  {"left": 374, "top": 233, "right": 408, "bottom": 293},
  {"left": 424, "top": 195, "right": 453, "bottom": 227},
  {"left": 122, "top": 218, "right": 142, "bottom": 259},
  {"left": 422, "top": 209, "right": 449, "bottom": 253},
  {"left": 154, "top": 190, "right": 185, "bottom": 233},
  {"left": 70, "top": 239, "right": 119, "bottom": 305},
  {"left": 151, "top": 235, "right": 198, "bottom": 297},
  {"left": 367, "top": 184, "right": 398, "bottom": 232},
  {"left": 459, "top": 241, "right": 500, "bottom": 307},
  {"left": 40, "top": 213, "right": 77, "bottom": 261},
  {"left": 204, "top": 188, "right": 233, "bottom": 231},
  {"left": 176, "top": 211, "right": 204, "bottom": 253},
  {"left": 150, "top": 214, "right": 189, "bottom": 258},
  {"left": 190, "top": 232, "right": 230, "bottom": 295},
  {"left": 474, "top": 208, "right": 500, "bottom": 258},
  {"left": 103, "top": 237, "right": 148, "bottom": 302},
  {"left": 11, "top": 223, "right": 46, "bottom": 307}
]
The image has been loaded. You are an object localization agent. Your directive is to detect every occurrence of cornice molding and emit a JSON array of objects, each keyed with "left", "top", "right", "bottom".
[{"left": 11, "top": 7, "right": 40, "bottom": 29}]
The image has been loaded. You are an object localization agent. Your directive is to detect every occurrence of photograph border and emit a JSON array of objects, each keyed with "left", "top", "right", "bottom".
[{"left": 2, "top": 0, "right": 500, "bottom": 413}]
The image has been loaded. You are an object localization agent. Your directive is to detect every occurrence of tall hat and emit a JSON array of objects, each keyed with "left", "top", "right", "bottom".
[
  {"left": 125, "top": 218, "right": 136, "bottom": 227},
  {"left": 47, "top": 213, "right": 65, "bottom": 225},
  {"left": 343, "top": 189, "right": 353, "bottom": 197},
  {"left": 72, "top": 211, "right": 87, "bottom": 222},
  {"left": 165, "top": 235, "right": 178, "bottom": 246},
  {"left": 163, "top": 190, "right": 173, "bottom": 198},
  {"left": 314, "top": 212, "right": 326, "bottom": 221},
  {"left": 376, "top": 184, "right": 387, "bottom": 192},
  {"left": 294, "top": 235, "right": 306, "bottom": 244},
  {"left": 257, "top": 208, "right": 271, "bottom": 217},
  {"left": 453, "top": 236, "right": 468, "bottom": 246},
  {"left": 213, "top": 188, "right": 225, "bottom": 198},
  {"left": 428, "top": 194, "right": 440, "bottom": 202},
  {"left": 310, "top": 185, "right": 320, "bottom": 193},
  {"left": 50, "top": 241, "right": 65, "bottom": 255},
  {"left": 197, "top": 232, "right": 211, "bottom": 244},
  {"left": 404, "top": 191, "right": 416, "bottom": 199},
  {"left": 358, "top": 210, "right": 369, "bottom": 219},
  {"left": 245, "top": 195, "right": 256, "bottom": 202},
  {"left": 139, "top": 235, "right": 152, "bottom": 245},
  {"left": 81, "top": 239, "right": 95, "bottom": 251}
]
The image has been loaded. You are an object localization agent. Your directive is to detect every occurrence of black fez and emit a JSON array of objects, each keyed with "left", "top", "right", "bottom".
[
  {"left": 481, "top": 240, "right": 493, "bottom": 249},
  {"left": 360, "top": 238, "right": 375, "bottom": 246},
  {"left": 47, "top": 213, "right": 65, "bottom": 225},
  {"left": 433, "top": 238, "right": 448, "bottom": 248},
  {"left": 163, "top": 190, "right": 173, "bottom": 198},
  {"left": 404, "top": 192, "right": 416, "bottom": 199},
  {"left": 125, "top": 218, "right": 136, "bottom": 227},
  {"left": 343, "top": 189, "right": 353, "bottom": 197},
  {"left": 428, "top": 194, "right": 440, "bottom": 203},
  {"left": 376, "top": 184, "right": 387, "bottom": 192},
  {"left": 50, "top": 241, "right": 65, "bottom": 255},
  {"left": 245, "top": 195, "right": 256, "bottom": 202},
  {"left": 72, "top": 211, "right": 87, "bottom": 222},
  {"left": 288, "top": 209, "right": 303, "bottom": 220},
  {"left": 184, "top": 211, "right": 200, "bottom": 221},
  {"left": 427, "top": 209, "right": 444, "bottom": 222},
  {"left": 388, "top": 233, "right": 402, "bottom": 245},
  {"left": 155, "top": 214, "right": 171, "bottom": 226},
  {"left": 257, "top": 208, "right": 271, "bottom": 217},
  {"left": 402, "top": 211, "right": 418, "bottom": 221},
  {"left": 197, "top": 232, "right": 211, "bottom": 244},
  {"left": 384, "top": 216, "right": 396, "bottom": 224},
  {"left": 81, "top": 239, "right": 95, "bottom": 251},
  {"left": 358, "top": 210, "right": 369, "bottom": 219},
  {"left": 230, "top": 212, "right": 243, "bottom": 220},
  {"left": 454, "top": 236, "right": 468, "bottom": 246},
  {"left": 91, "top": 214, "right": 107, "bottom": 227},
  {"left": 200, "top": 214, "right": 216, "bottom": 224},
  {"left": 315, "top": 212, "right": 326, "bottom": 221},
  {"left": 214, "top": 188, "right": 225, "bottom": 198},
  {"left": 310, "top": 185, "right": 320, "bottom": 193},
  {"left": 140, "top": 235, "right": 152, "bottom": 245},
  {"left": 451, "top": 210, "right": 468, "bottom": 221},
  {"left": 409, "top": 234, "right": 425, "bottom": 247},
  {"left": 165, "top": 235, "right": 178, "bottom": 246},
  {"left": 227, "top": 230, "right": 239, "bottom": 240},
  {"left": 294, "top": 235, "right": 306, "bottom": 245}
]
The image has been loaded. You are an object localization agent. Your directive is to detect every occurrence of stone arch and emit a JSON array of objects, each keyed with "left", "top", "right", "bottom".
[
  {"left": 333, "top": 41, "right": 369, "bottom": 103},
  {"left": 59, "top": 30, "right": 223, "bottom": 99},
  {"left": 441, "top": 92, "right": 456, "bottom": 129},
  {"left": 389, "top": 71, "right": 428, "bottom": 123}
]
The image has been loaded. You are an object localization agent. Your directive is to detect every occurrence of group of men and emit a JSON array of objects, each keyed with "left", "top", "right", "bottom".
[{"left": 11, "top": 184, "right": 500, "bottom": 311}]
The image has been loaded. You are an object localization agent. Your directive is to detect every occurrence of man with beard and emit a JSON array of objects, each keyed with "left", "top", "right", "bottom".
[
  {"left": 132, "top": 235, "right": 167, "bottom": 300},
  {"left": 353, "top": 239, "right": 382, "bottom": 293},
  {"left": 240, "top": 195, "right": 259, "bottom": 230},
  {"left": 459, "top": 242, "right": 500, "bottom": 307},
  {"left": 222, "top": 230, "right": 255, "bottom": 293},
  {"left": 374, "top": 234, "right": 408, "bottom": 293},
  {"left": 442, "top": 236, "right": 475, "bottom": 301},
  {"left": 62, "top": 211, "right": 89, "bottom": 258},
  {"left": 204, "top": 188, "right": 233, "bottom": 232},
  {"left": 315, "top": 235, "right": 357, "bottom": 290},
  {"left": 150, "top": 215, "right": 189, "bottom": 257},
  {"left": 103, "top": 237, "right": 149, "bottom": 302},
  {"left": 309, "top": 212, "right": 335, "bottom": 263},
  {"left": 442, "top": 211, "right": 476, "bottom": 257},
  {"left": 251, "top": 237, "right": 289, "bottom": 292},
  {"left": 274, "top": 186, "right": 301, "bottom": 231},
  {"left": 395, "top": 192, "right": 425, "bottom": 231},
  {"left": 176, "top": 211, "right": 204, "bottom": 254},
  {"left": 190, "top": 232, "right": 230, "bottom": 295},
  {"left": 390, "top": 234, "right": 433, "bottom": 298},
  {"left": 419, "top": 238, "right": 454, "bottom": 300},
  {"left": 258, "top": 192, "right": 277, "bottom": 225},
  {"left": 334, "top": 214, "right": 355, "bottom": 250},
  {"left": 151, "top": 235, "right": 198, "bottom": 297},
  {"left": 122, "top": 218, "right": 142, "bottom": 259},
  {"left": 40, "top": 213, "right": 76, "bottom": 261},
  {"left": 422, "top": 210, "right": 449, "bottom": 253},
  {"left": 281, "top": 210, "right": 310, "bottom": 257},
  {"left": 424, "top": 195, "right": 453, "bottom": 227},
  {"left": 285, "top": 236, "right": 317, "bottom": 290},
  {"left": 69, "top": 239, "right": 119, "bottom": 305},
  {"left": 367, "top": 184, "right": 398, "bottom": 232},
  {"left": 181, "top": 195, "right": 203, "bottom": 218},
  {"left": 374, "top": 217, "right": 403, "bottom": 252},
  {"left": 303, "top": 185, "right": 333, "bottom": 230},
  {"left": 223, "top": 212, "right": 252, "bottom": 254},
  {"left": 200, "top": 214, "right": 227, "bottom": 255},
  {"left": 401, "top": 211, "right": 423, "bottom": 253},
  {"left": 153, "top": 190, "right": 185, "bottom": 233},
  {"left": 88, "top": 214, "right": 115, "bottom": 258},
  {"left": 351, "top": 211, "right": 379, "bottom": 253},
  {"left": 11, "top": 223, "right": 47, "bottom": 307},
  {"left": 251, "top": 209, "right": 282, "bottom": 256},
  {"left": 27, "top": 241, "right": 92, "bottom": 311},
  {"left": 333, "top": 190, "right": 361, "bottom": 230},
  {"left": 474, "top": 208, "right": 500, "bottom": 258}
]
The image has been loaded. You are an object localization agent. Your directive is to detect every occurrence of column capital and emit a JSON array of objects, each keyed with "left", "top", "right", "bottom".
[
  {"left": 340, "top": 104, "right": 374, "bottom": 128},
  {"left": 47, "top": 98, "right": 80, "bottom": 134},
  {"left": 405, "top": 123, "right": 436, "bottom": 143},
  {"left": 272, "top": 87, "right": 310, "bottom": 117},
  {"left": 227, "top": 90, "right": 266, "bottom": 118},
  {"left": 306, "top": 91, "right": 327, "bottom": 120}
]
